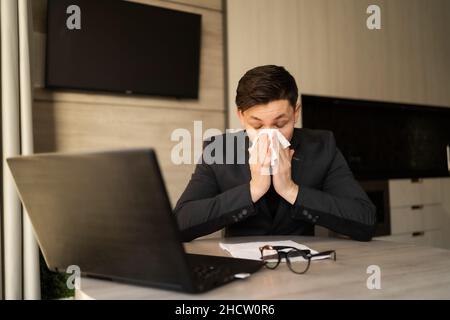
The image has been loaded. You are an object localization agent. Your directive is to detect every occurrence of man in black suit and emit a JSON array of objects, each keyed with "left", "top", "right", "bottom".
[{"left": 174, "top": 65, "right": 376, "bottom": 242}]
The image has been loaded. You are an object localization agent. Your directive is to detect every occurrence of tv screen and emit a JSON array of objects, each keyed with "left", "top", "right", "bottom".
[
  {"left": 46, "top": 0, "right": 201, "bottom": 99},
  {"left": 302, "top": 95, "right": 450, "bottom": 180}
]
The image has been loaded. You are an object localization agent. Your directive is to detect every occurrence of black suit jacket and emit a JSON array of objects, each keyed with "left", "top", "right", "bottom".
[{"left": 174, "top": 128, "right": 377, "bottom": 242}]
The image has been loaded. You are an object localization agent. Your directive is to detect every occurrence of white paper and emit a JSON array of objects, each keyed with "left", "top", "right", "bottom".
[
  {"left": 219, "top": 240, "right": 331, "bottom": 262},
  {"left": 248, "top": 129, "right": 291, "bottom": 166}
]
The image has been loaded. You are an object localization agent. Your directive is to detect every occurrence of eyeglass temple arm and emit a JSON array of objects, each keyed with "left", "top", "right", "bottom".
[
  {"left": 310, "top": 250, "right": 336, "bottom": 260},
  {"left": 271, "top": 246, "right": 311, "bottom": 253}
]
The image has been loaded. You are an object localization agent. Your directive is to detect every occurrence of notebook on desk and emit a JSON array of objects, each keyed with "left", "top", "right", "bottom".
[{"left": 7, "top": 149, "right": 262, "bottom": 293}]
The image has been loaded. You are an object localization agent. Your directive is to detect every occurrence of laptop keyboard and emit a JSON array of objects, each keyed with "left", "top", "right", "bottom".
[
  {"left": 185, "top": 254, "right": 262, "bottom": 292},
  {"left": 191, "top": 264, "right": 235, "bottom": 291},
  {"left": 193, "top": 264, "right": 233, "bottom": 281}
]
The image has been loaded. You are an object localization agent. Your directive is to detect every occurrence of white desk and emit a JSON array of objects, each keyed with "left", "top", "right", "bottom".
[{"left": 75, "top": 236, "right": 450, "bottom": 299}]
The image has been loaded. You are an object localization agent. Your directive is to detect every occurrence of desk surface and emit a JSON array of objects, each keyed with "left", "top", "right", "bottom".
[{"left": 75, "top": 236, "right": 450, "bottom": 299}]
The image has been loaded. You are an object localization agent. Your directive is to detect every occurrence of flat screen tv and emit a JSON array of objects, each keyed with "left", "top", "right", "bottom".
[
  {"left": 302, "top": 95, "right": 450, "bottom": 180},
  {"left": 46, "top": 0, "right": 202, "bottom": 99}
]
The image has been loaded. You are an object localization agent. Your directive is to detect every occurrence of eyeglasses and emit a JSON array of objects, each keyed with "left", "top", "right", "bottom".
[{"left": 259, "top": 245, "right": 336, "bottom": 274}]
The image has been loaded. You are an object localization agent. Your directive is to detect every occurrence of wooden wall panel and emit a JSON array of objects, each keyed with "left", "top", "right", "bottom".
[{"left": 33, "top": 101, "right": 224, "bottom": 204}]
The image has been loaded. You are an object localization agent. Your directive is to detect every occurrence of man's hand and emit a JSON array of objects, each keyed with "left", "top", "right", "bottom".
[
  {"left": 272, "top": 140, "right": 299, "bottom": 205},
  {"left": 249, "top": 133, "right": 271, "bottom": 202}
]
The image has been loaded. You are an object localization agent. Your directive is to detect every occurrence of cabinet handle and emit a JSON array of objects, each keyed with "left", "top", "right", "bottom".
[
  {"left": 412, "top": 231, "right": 425, "bottom": 237},
  {"left": 411, "top": 205, "right": 424, "bottom": 210}
]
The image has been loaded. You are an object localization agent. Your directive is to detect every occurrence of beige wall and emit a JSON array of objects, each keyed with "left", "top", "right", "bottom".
[
  {"left": 31, "top": 0, "right": 225, "bottom": 205},
  {"left": 226, "top": 0, "right": 450, "bottom": 129}
]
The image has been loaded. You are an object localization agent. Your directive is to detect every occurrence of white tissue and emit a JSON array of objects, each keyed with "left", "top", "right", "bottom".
[{"left": 248, "top": 129, "right": 291, "bottom": 174}]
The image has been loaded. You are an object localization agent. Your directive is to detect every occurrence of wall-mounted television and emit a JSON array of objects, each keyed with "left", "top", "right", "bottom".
[
  {"left": 302, "top": 95, "right": 450, "bottom": 180},
  {"left": 46, "top": 0, "right": 202, "bottom": 99}
]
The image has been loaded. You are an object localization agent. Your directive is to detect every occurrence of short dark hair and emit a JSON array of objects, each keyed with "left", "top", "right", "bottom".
[{"left": 235, "top": 65, "right": 298, "bottom": 112}]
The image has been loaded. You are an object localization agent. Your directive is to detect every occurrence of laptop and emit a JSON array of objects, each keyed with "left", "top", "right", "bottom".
[{"left": 7, "top": 149, "right": 262, "bottom": 293}]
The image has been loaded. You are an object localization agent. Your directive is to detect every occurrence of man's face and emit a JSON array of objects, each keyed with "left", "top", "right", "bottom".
[{"left": 237, "top": 99, "right": 301, "bottom": 142}]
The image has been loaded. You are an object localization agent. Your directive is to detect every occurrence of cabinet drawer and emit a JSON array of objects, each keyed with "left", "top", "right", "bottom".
[
  {"left": 390, "top": 205, "right": 444, "bottom": 234},
  {"left": 389, "top": 178, "right": 441, "bottom": 207},
  {"left": 423, "top": 205, "right": 445, "bottom": 231}
]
